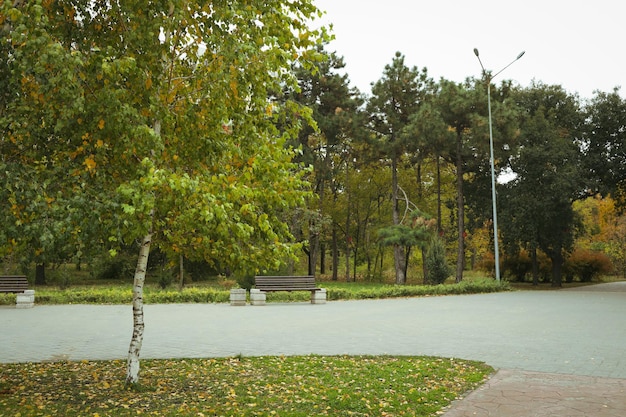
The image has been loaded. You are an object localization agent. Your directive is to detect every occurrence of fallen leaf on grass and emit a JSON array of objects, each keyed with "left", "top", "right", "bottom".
[{"left": 0, "top": 356, "right": 492, "bottom": 417}]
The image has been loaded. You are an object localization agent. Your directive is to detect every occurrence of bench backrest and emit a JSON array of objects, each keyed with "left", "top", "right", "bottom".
[
  {"left": 255, "top": 275, "right": 317, "bottom": 291},
  {"left": 0, "top": 275, "right": 29, "bottom": 293}
]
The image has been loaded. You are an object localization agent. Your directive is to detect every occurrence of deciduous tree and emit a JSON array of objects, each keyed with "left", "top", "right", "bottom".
[
  {"left": 501, "top": 83, "right": 586, "bottom": 286},
  {"left": 1, "top": 0, "right": 325, "bottom": 384},
  {"left": 583, "top": 88, "right": 626, "bottom": 207}
]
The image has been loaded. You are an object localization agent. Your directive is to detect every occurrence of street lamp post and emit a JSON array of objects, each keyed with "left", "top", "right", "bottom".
[{"left": 473, "top": 48, "right": 525, "bottom": 282}]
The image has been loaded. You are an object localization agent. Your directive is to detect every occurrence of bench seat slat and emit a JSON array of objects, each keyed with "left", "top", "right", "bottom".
[
  {"left": 254, "top": 275, "right": 321, "bottom": 293},
  {"left": 256, "top": 286, "right": 320, "bottom": 291},
  {"left": 0, "top": 275, "right": 29, "bottom": 293}
]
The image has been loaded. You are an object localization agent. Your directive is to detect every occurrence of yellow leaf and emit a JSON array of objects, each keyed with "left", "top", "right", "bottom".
[
  {"left": 98, "top": 119, "right": 105, "bottom": 130},
  {"left": 230, "top": 79, "right": 238, "bottom": 97},
  {"left": 96, "top": 139, "right": 104, "bottom": 148},
  {"left": 146, "top": 77, "right": 153, "bottom": 89},
  {"left": 84, "top": 155, "right": 97, "bottom": 172}
]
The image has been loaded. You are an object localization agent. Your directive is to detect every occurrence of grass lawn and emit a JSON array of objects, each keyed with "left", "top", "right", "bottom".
[{"left": 0, "top": 355, "right": 492, "bottom": 416}]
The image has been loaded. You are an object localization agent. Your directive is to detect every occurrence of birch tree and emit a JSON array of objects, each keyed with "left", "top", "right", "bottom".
[{"left": 1, "top": 0, "right": 325, "bottom": 384}]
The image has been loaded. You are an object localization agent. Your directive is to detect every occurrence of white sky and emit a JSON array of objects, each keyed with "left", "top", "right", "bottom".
[{"left": 313, "top": 0, "right": 625, "bottom": 99}]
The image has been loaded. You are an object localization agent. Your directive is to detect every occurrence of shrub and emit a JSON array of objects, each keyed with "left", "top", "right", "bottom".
[
  {"left": 502, "top": 252, "right": 532, "bottom": 282},
  {"left": 476, "top": 252, "right": 498, "bottom": 279},
  {"left": 453, "top": 279, "right": 511, "bottom": 294},
  {"left": 236, "top": 273, "right": 256, "bottom": 291},
  {"left": 565, "top": 249, "right": 614, "bottom": 282},
  {"left": 424, "top": 237, "right": 452, "bottom": 285},
  {"left": 182, "top": 259, "right": 221, "bottom": 282},
  {"left": 91, "top": 254, "right": 136, "bottom": 280},
  {"left": 498, "top": 251, "right": 552, "bottom": 283},
  {"left": 155, "top": 268, "right": 174, "bottom": 289}
]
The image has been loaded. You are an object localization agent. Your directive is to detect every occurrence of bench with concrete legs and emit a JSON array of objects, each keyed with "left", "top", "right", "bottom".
[
  {"left": 0, "top": 275, "right": 35, "bottom": 308},
  {"left": 252, "top": 275, "right": 326, "bottom": 305}
]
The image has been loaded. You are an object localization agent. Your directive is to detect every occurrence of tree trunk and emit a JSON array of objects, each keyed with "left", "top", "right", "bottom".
[
  {"left": 126, "top": 230, "right": 152, "bottom": 385},
  {"left": 422, "top": 246, "right": 428, "bottom": 284},
  {"left": 531, "top": 246, "right": 539, "bottom": 286},
  {"left": 320, "top": 243, "right": 326, "bottom": 275},
  {"left": 550, "top": 249, "right": 563, "bottom": 288},
  {"left": 308, "top": 214, "right": 319, "bottom": 276},
  {"left": 345, "top": 163, "right": 351, "bottom": 282},
  {"left": 436, "top": 155, "right": 442, "bottom": 233},
  {"left": 178, "top": 254, "right": 184, "bottom": 291},
  {"left": 455, "top": 131, "right": 465, "bottom": 283},
  {"left": 352, "top": 246, "right": 358, "bottom": 282},
  {"left": 307, "top": 238, "right": 316, "bottom": 276},
  {"left": 344, "top": 239, "right": 350, "bottom": 282},
  {"left": 392, "top": 154, "right": 406, "bottom": 284},
  {"left": 331, "top": 226, "right": 339, "bottom": 281},
  {"left": 416, "top": 163, "right": 423, "bottom": 199},
  {"left": 393, "top": 247, "right": 406, "bottom": 284},
  {"left": 404, "top": 246, "right": 411, "bottom": 282},
  {"left": 35, "top": 263, "right": 46, "bottom": 285}
]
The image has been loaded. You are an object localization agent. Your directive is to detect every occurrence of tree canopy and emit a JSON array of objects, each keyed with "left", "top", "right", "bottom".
[
  {"left": 499, "top": 83, "right": 586, "bottom": 286},
  {"left": 1, "top": 0, "right": 327, "bottom": 383}
]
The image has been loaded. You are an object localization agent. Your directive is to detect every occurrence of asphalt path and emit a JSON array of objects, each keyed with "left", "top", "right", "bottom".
[{"left": 2, "top": 282, "right": 625, "bottom": 380}]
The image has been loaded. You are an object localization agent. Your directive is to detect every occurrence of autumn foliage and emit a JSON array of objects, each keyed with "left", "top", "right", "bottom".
[
  {"left": 564, "top": 249, "right": 614, "bottom": 282},
  {"left": 0, "top": 356, "right": 492, "bottom": 416},
  {"left": 479, "top": 249, "right": 613, "bottom": 283}
]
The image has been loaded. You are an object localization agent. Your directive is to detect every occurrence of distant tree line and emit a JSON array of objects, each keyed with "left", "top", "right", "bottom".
[{"left": 291, "top": 47, "right": 626, "bottom": 287}]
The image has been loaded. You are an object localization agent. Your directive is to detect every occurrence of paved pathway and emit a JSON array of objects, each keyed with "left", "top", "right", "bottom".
[
  {"left": 2, "top": 282, "right": 626, "bottom": 415},
  {"left": 443, "top": 369, "right": 626, "bottom": 416}
]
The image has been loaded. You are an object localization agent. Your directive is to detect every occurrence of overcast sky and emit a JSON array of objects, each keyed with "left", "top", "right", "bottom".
[{"left": 313, "top": 0, "right": 624, "bottom": 99}]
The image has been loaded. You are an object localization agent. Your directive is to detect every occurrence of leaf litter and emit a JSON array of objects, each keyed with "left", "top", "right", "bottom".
[{"left": 0, "top": 356, "right": 492, "bottom": 416}]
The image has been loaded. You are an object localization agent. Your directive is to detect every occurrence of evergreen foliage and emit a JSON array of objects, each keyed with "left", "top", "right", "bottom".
[{"left": 424, "top": 237, "right": 452, "bottom": 285}]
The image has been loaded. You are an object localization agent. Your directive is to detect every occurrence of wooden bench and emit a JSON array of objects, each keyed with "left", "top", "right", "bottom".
[
  {"left": 0, "top": 275, "right": 35, "bottom": 308},
  {"left": 252, "top": 275, "right": 326, "bottom": 305},
  {"left": 0, "top": 275, "right": 29, "bottom": 293}
]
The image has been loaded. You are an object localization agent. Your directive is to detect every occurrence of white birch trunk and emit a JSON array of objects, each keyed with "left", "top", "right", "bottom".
[
  {"left": 125, "top": 230, "right": 152, "bottom": 385},
  {"left": 125, "top": 112, "right": 161, "bottom": 385}
]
